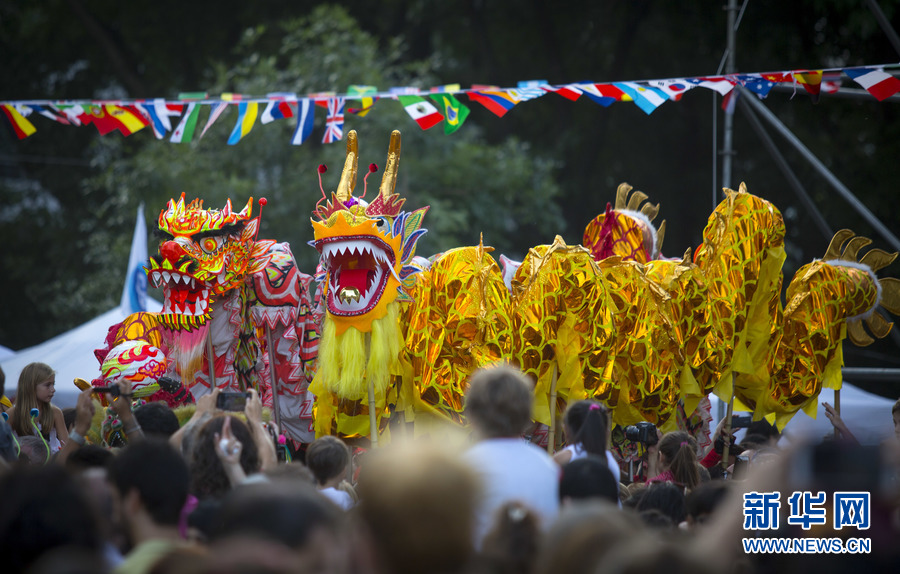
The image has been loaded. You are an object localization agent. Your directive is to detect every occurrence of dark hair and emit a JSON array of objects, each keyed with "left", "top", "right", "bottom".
[
  {"left": 0, "top": 465, "right": 103, "bottom": 573},
  {"left": 739, "top": 433, "right": 769, "bottom": 451},
  {"left": 306, "top": 435, "right": 351, "bottom": 485},
  {"left": 465, "top": 364, "right": 534, "bottom": 438},
  {"left": 63, "top": 407, "right": 76, "bottom": 431},
  {"left": 0, "top": 364, "right": 5, "bottom": 396},
  {"left": 65, "top": 444, "right": 114, "bottom": 472},
  {"left": 893, "top": 398, "right": 900, "bottom": 415},
  {"left": 212, "top": 481, "right": 342, "bottom": 549},
  {"left": 559, "top": 456, "right": 618, "bottom": 504},
  {"left": 657, "top": 431, "right": 700, "bottom": 489},
  {"left": 636, "top": 482, "right": 686, "bottom": 524},
  {"left": 639, "top": 508, "right": 675, "bottom": 530},
  {"left": 187, "top": 498, "right": 223, "bottom": 543},
  {"left": 746, "top": 419, "right": 780, "bottom": 441},
  {"left": 134, "top": 401, "right": 181, "bottom": 438},
  {"left": 108, "top": 438, "right": 190, "bottom": 526},
  {"left": 190, "top": 415, "right": 260, "bottom": 499},
  {"left": 480, "top": 501, "right": 540, "bottom": 574},
  {"left": 685, "top": 481, "right": 730, "bottom": 523},
  {"left": 563, "top": 400, "right": 609, "bottom": 456}
]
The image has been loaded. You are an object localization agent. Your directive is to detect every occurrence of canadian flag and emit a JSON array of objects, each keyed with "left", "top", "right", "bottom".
[{"left": 398, "top": 95, "right": 443, "bottom": 130}]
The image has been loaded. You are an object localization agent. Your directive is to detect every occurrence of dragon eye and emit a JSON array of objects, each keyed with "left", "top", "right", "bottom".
[
  {"left": 199, "top": 236, "right": 224, "bottom": 255},
  {"left": 373, "top": 217, "right": 388, "bottom": 229}
]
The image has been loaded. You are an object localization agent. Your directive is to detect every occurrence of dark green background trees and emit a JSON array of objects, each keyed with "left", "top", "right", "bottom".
[{"left": 2, "top": 1, "right": 898, "bottom": 383}]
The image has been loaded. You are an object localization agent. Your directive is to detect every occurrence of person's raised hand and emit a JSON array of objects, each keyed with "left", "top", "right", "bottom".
[
  {"left": 214, "top": 415, "right": 243, "bottom": 466},
  {"left": 73, "top": 388, "right": 96, "bottom": 435},
  {"left": 244, "top": 388, "right": 263, "bottom": 425}
]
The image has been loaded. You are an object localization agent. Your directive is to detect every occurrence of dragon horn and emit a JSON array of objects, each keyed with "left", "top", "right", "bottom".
[
  {"left": 379, "top": 130, "right": 401, "bottom": 199},
  {"left": 615, "top": 183, "right": 633, "bottom": 210},
  {"left": 336, "top": 130, "right": 359, "bottom": 202},
  {"left": 223, "top": 198, "right": 233, "bottom": 218}
]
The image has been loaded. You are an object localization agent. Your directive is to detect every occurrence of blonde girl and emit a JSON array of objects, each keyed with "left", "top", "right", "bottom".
[{"left": 9, "top": 362, "right": 68, "bottom": 453}]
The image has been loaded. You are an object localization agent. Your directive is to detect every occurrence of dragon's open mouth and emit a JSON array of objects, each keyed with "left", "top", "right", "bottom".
[
  {"left": 318, "top": 236, "right": 396, "bottom": 316},
  {"left": 148, "top": 269, "right": 211, "bottom": 317}
]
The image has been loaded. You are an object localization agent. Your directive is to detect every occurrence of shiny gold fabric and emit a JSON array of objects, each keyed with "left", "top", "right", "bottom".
[
  {"left": 402, "top": 243, "right": 514, "bottom": 424},
  {"left": 693, "top": 185, "right": 786, "bottom": 411}
]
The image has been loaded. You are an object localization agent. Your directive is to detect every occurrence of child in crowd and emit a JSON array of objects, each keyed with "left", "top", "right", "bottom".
[
  {"left": 305, "top": 435, "right": 355, "bottom": 510},
  {"left": 553, "top": 400, "right": 619, "bottom": 479},
  {"left": 7, "top": 362, "right": 68, "bottom": 453}
]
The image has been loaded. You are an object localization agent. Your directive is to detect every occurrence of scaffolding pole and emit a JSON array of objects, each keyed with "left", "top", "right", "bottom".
[{"left": 738, "top": 86, "right": 900, "bottom": 253}]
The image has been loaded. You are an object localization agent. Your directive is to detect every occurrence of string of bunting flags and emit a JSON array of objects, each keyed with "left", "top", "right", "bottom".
[{"left": 2, "top": 63, "right": 898, "bottom": 144}]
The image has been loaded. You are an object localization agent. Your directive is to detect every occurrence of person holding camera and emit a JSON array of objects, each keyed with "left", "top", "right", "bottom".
[{"left": 646, "top": 430, "right": 700, "bottom": 491}]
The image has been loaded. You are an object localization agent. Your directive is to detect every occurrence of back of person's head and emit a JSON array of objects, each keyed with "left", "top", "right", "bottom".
[
  {"left": 638, "top": 508, "right": 674, "bottom": 530},
  {"left": 746, "top": 419, "right": 780, "bottom": 443},
  {"left": 739, "top": 432, "right": 768, "bottom": 452},
  {"left": 685, "top": 481, "right": 730, "bottom": 525},
  {"left": 465, "top": 364, "right": 533, "bottom": 438},
  {"left": 635, "top": 482, "right": 686, "bottom": 525},
  {"left": 0, "top": 419, "right": 17, "bottom": 463},
  {"left": 305, "top": 435, "right": 350, "bottom": 485},
  {"left": 191, "top": 415, "right": 260, "bottom": 499},
  {"left": 10, "top": 362, "right": 55, "bottom": 437},
  {"left": 0, "top": 364, "right": 5, "bottom": 396},
  {"left": 657, "top": 431, "right": 699, "bottom": 489},
  {"left": 534, "top": 500, "right": 642, "bottom": 574},
  {"left": 0, "top": 464, "right": 103, "bottom": 574},
  {"left": 357, "top": 441, "right": 480, "bottom": 574},
  {"left": 134, "top": 401, "right": 181, "bottom": 438},
  {"left": 479, "top": 501, "right": 540, "bottom": 574},
  {"left": 264, "top": 461, "right": 317, "bottom": 486},
  {"left": 66, "top": 444, "right": 115, "bottom": 472},
  {"left": 213, "top": 481, "right": 342, "bottom": 549},
  {"left": 107, "top": 437, "right": 190, "bottom": 526},
  {"left": 595, "top": 539, "right": 716, "bottom": 574},
  {"left": 17, "top": 434, "right": 49, "bottom": 465},
  {"left": 65, "top": 444, "right": 114, "bottom": 472},
  {"left": 564, "top": 400, "right": 610, "bottom": 456},
  {"left": 559, "top": 456, "right": 618, "bottom": 504}
]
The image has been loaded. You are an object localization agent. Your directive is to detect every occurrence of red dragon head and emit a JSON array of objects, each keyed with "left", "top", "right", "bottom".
[{"left": 148, "top": 194, "right": 274, "bottom": 330}]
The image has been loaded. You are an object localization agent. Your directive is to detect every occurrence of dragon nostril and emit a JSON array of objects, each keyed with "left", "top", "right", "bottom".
[{"left": 160, "top": 241, "right": 187, "bottom": 264}]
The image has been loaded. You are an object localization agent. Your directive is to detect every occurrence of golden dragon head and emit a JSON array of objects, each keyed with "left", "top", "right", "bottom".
[{"left": 311, "top": 130, "right": 428, "bottom": 335}]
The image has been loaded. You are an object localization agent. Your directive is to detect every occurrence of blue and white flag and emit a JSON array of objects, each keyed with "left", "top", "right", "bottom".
[
  {"left": 120, "top": 203, "right": 149, "bottom": 314},
  {"left": 291, "top": 99, "right": 315, "bottom": 145}
]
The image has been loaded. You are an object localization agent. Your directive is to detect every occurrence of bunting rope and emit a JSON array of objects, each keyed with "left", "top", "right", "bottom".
[{"left": 2, "top": 63, "right": 899, "bottom": 144}]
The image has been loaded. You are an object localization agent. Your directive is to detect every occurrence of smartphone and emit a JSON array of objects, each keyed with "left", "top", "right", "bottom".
[
  {"left": 216, "top": 391, "right": 250, "bottom": 412},
  {"left": 731, "top": 413, "right": 753, "bottom": 429}
]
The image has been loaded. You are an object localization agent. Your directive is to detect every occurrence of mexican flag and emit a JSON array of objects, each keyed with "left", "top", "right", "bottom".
[{"left": 397, "top": 95, "right": 443, "bottom": 130}]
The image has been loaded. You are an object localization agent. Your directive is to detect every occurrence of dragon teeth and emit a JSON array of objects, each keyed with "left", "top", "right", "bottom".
[{"left": 162, "top": 271, "right": 171, "bottom": 283}]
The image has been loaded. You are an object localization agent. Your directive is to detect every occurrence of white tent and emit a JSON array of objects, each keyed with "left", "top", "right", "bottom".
[{"left": 1, "top": 205, "right": 159, "bottom": 408}]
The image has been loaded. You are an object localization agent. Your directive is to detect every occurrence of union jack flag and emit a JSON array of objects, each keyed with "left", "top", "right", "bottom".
[{"left": 321, "top": 97, "right": 345, "bottom": 144}]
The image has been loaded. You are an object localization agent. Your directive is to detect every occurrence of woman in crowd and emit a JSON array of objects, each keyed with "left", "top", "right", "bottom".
[{"left": 646, "top": 430, "right": 700, "bottom": 491}]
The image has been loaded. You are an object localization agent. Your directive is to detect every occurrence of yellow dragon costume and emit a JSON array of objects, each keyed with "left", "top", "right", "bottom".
[{"left": 310, "top": 130, "right": 899, "bottom": 442}]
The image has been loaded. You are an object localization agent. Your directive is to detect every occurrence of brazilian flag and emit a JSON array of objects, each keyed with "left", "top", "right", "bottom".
[{"left": 430, "top": 93, "right": 469, "bottom": 135}]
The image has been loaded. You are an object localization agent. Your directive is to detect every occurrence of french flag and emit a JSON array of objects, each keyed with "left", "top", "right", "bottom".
[{"left": 844, "top": 67, "right": 900, "bottom": 101}]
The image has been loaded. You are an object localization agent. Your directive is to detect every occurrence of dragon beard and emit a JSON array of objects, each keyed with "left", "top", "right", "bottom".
[
  {"left": 166, "top": 324, "right": 211, "bottom": 387},
  {"left": 317, "top": 301, "right": 403, "bottom": 399}
]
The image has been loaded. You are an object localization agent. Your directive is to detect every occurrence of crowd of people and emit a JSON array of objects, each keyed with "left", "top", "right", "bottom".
[{"left": 0, "top": 362, "right": 899, "bottom": 573}]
